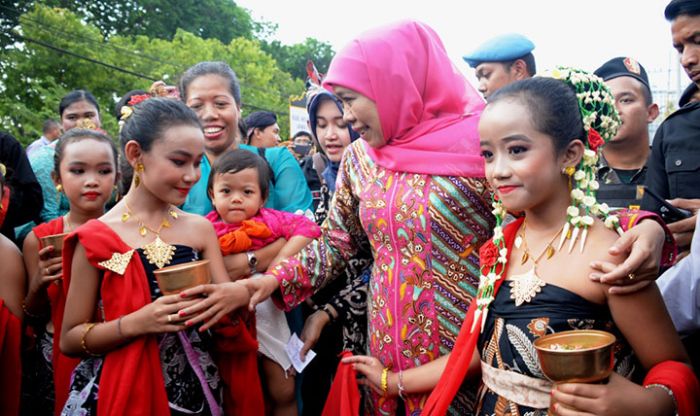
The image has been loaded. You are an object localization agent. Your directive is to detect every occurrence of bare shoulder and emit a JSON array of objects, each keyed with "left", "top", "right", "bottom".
[
  {"left": 176, "top": 209, "right": 214, "bottom": 231},
  {"left": 582, "top": 219, "right": 619, "bottom": 265},
  {"left": 0, "top": 235, "right": 22, "bottom": 259}
]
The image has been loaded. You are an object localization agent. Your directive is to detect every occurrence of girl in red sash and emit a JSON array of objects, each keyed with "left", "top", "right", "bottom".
[
  {"left": 351, "top": 71, "right": 699, "bottom": 415},
  {"left": 58, "top": 98, "right": 251, "bottom": 416},
  {"left": 22, "top": 129, "right": 118, "bottom": 415},
  {"left": 0, "top": 169, "right": 26, "bottom": 416}
]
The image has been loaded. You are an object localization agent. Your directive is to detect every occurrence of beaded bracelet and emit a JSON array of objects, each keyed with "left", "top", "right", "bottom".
[
  {"left": 397, "top": 370, "right": 407, "bottom": 400},
  {"left": 380, "top": 367, "right": 389, "bottom": 396},
  {"left": 645, "top": 384, "right": 677, "bottom": 415},
  {"left": 81, "top": 322, "right": 101, "bottom": 357},
  {"left": 321, "top": 304, "right": 336, "bottom": 324}
]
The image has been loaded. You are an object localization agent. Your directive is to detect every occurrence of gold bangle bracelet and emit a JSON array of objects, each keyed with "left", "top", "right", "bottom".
[
  {"left": 380, "top": 367, "right": 389, "bottom": 396},
  {"left": 80, "top": 322, "right": 101, "bottom": 357}
]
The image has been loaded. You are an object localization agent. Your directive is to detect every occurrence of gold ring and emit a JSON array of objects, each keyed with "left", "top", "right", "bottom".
[
  {"left": 628, "top": 273, "right": 636, "bottom": 280},
  {"left": 167, "top": 315, "right": 172, "bottom": 323}
]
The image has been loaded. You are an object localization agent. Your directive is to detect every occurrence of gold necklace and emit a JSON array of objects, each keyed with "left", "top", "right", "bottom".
[
  {"left": 510, "top": 220, "right": 565, "bottom": 306},
  {"left": 122, "top": 201, "right": 179, "bottom": 269}
]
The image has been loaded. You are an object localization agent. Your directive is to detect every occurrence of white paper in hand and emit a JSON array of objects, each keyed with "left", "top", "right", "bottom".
[{"left": 285, "top": 333, "right": 316, "bottom": 373}]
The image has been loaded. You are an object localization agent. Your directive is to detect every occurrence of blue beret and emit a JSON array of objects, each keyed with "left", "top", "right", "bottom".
[{"left": 463, "top": 34, "right": 535, "bottom": 68}]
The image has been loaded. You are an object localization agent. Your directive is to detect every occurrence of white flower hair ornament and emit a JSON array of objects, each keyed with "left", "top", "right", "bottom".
[{"left": 546, "top": 67, "right": 624, "bottom": 252}]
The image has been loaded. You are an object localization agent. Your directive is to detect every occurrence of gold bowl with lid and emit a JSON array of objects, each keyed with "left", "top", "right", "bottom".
[{"left": 153, "top": 259, "right": 211, "bottom": 295}]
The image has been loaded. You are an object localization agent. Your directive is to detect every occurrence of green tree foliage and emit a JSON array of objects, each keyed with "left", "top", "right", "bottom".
[
  {"left": 261, "top": 37, "right": 335, "bottom": 80},
  {"left": 0, "top": 5, "right": 303, "bottom": 145},
  {"left": 1, "top": 0, "right": 257, "bottom": 45}
]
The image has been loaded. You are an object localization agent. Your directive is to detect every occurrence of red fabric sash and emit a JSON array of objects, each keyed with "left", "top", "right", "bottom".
[
  {"left": 33, "top": 217, "right": 82, "bottom": 416},
  {"left": 219, "top": 220, "right": 273, "bottom": 256},
  {"left": 62, "top": 220, "right": 170, "bottom": 416},
  {"left": 644, "top": 360, "right": 700, "bottom": 416},
  {"left": 322, "top": 351, "right": 361, "bottom": 416},
  {"left": 422, "top": 218, "right": 522, "bottom": 415},
  {"left": 212, "top": 314, "right": 264, "bottom": 416},
  {"left": 0, "top": 299, "right": 21, "bottom": 416},
  {"left": 0, "top": 186, "right": 10, "bottom": 229}
]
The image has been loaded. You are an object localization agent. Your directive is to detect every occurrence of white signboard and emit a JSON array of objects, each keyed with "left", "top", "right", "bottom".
[{"left": 289, "top": 105, "right": 310, "bottom": 138}]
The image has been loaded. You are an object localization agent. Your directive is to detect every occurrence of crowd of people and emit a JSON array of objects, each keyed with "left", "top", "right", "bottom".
[{"left": 0, "top": 0, "right": 699, "bottom": 415}]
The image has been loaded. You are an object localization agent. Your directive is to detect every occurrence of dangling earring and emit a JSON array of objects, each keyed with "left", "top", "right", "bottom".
[
  {"left": 563, "top": 166, "right": 575, "bottom": 191},
  {"left": 55, "top": 184, "right": 63, "bottom": 203},
  {"left": 113, "top": 185, "right": 121, "bottom": 202},
  {"left": 134, "top": 163, "right": 144, "bottom": 188}
]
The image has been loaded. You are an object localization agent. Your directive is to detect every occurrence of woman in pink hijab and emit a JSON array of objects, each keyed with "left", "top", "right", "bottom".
[{"left": 246, "top": 20, "right": 493, "bottom": 414}]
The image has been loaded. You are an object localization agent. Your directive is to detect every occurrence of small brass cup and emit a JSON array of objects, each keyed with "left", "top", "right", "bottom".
[
  {"left": 534, "top": 329, "right": 616, "bottom": 384},
  {"left": 535, "top": 329, "right": 616, "bottom": 415},
  {"left": 39, "top": 233, "right": 70, "bottom": 258},
  {"left": 153, "top": 259, "right": 212, "bottom": 296}
]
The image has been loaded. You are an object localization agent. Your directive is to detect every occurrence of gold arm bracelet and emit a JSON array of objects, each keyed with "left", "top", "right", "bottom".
[
  {"left": 80, "top": 322, "right": 101, "bottom": 357},
  {"left": 380, "top": 367, "right": 389, "bottom": 396}
]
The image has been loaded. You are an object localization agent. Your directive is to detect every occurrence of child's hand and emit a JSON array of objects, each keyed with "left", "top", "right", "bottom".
[
  {"left": 35, "top": 245, "right": 63, "bottom": 287},
  {"left": 123, "top": 294, "right": 201, "bottom": 337},
  {"left": 244, "top": 274, "right": 280, "bottom": 311},
  {"left": 551, "top": 373, "right": 674, "bottom": 416},
  {"left": 177, "top": 282, "right": 250, "bottom": 331}
]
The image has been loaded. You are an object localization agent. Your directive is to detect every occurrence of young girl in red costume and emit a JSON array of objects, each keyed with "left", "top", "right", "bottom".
[
  {"left": 206, "top": 149, "right": 321, "bottom": 416},
  {"left": 22, "top": 129, "right": 118, "bottom": 415},
  {"left": 0, "top": 167, "right": 26, "bottom": 416},
  {"left": 418, "top": 71, "right": 698, "bottom": 415},
  {"left": 58, "top": 98, "right": 250, "bottom": 416}
]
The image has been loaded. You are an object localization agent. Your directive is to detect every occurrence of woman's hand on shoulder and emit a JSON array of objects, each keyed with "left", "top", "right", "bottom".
[
  {"left": 176, "top": 281, "right": 251, "bottom": 331},
  {"left": 551, "top": 373, "right": 675, "bottom": 416},
  {"left": 589, "top": 219, "right": 663, "bottom": 294},
  {"left": 121, "top": 293, "right": 203, "bottom": 337}
]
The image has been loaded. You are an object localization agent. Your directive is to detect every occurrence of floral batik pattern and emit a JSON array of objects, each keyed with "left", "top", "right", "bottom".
[
  {"left": 476, "top": 285, "right": 638, "bottom": 416},
  {"left": 269, "top": 141, "right": 493, "bottom": 415}
]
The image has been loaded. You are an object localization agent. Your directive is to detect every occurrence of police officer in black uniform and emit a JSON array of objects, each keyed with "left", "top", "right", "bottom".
[{"left": 594, "top": 57, "right": 659, "bottom": 209}]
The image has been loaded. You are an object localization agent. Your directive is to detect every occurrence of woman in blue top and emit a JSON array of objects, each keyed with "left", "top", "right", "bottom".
[{"left": 178, "top": 61, "right": 313, "bottom": 279}]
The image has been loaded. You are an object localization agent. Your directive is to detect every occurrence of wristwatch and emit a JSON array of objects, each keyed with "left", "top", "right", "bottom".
[{"left": 246, "top": 250, "right": 258, "bottom": 275}]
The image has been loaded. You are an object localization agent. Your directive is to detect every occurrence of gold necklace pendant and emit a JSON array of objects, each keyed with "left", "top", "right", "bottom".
[
  {"left": 509, "top": 267, "right": 547, "bottom": 306},
  {"left": 143, "top": 235, "right": 176, "bottom": 269}
]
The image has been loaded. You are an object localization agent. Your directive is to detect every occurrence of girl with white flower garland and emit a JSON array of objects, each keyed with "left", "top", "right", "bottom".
[
  {"left": 422, "top": 70, "right": 699, "bottom": 415},
  {"left": 342, "top": 69, "right": 698, "bottom": 415}
]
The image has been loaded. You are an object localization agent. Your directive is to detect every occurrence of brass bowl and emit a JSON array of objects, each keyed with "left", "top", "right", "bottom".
[
  {"left": 39, "top": 232, "right": 70, "bottom": 257},
  {"left": 534, "top": 329, "right": 615, "bottom": 383},
  {"left": 153, "top": 259, "right": 212, "bottom": 295}
]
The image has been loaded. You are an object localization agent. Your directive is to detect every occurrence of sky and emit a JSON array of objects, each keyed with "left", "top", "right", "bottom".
[{"left": 237, "top": 0, "right": 688, "bottom": 110}]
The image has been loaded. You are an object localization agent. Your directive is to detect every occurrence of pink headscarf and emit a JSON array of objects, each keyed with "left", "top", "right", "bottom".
[{"left": 323, "top": 20, "right": 485, "bottom": 177}]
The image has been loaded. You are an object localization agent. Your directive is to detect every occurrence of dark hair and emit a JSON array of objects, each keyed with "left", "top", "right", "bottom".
[
  {"left": 208, "top": 149, "right": 271, "bottom": 200},
  {"left": 244, "top": 111, "right": 277, "bottom": 143},
  {"left": 503, "top": 53, "right": 537, "bottom": 77},
  {"left": 119, "top": 97, "right": 201, "bottom": 153},
  {"left": 665, "top": 0, "right": 700, "bottom": 20},
  {"left": 488, "top": 77, "right": 585, "bottom": 153},
  {"left": 292, "top": 131, "right": 313, "bottom": 141},
  {"left": 179, "top": 61, "right": 241, "bottom": 105},
  {"left": 42, "top": 119, "right": 59, "bottom": 134},
  {"left": 114, "top": 89, "right": 147, "bottom": 121},
  {"left": 59, "top": 90, "right": 100, "bottom": 118},
  {"left": 53, "top": 129, "right": 119, "bottom": 180}
]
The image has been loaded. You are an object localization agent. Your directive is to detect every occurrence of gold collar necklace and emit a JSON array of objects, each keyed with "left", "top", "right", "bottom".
[
  {"left": 121, "top": 200, "right": 179, "bottom": 268},
  {"left": 510, "top": 220, "right": 566, "bottom": 306}
]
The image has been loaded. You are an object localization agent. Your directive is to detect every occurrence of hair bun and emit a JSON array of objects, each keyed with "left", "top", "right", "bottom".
[{"left": 544, "top": 67, "right": 621, "bottom": 146}]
